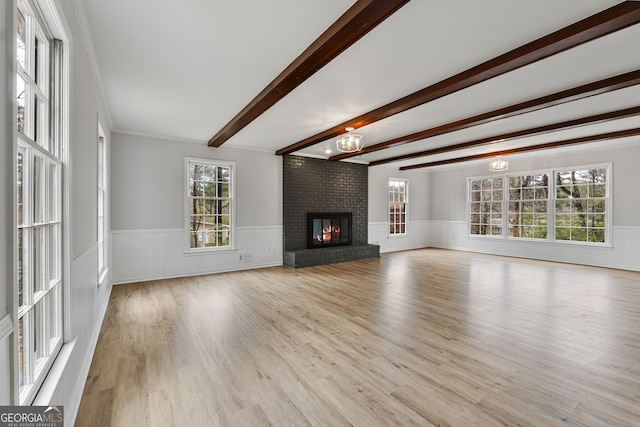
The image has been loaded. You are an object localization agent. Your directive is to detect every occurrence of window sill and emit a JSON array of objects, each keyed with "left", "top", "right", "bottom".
[
  {"left": 184, "top": 248, "right": 237, "bottom": 256},
  {"left": 33, "top": 337, "right": 76, "bottom": 406},
  {"left": 468, "top": 234, "right": 613, "bottom": 248}
]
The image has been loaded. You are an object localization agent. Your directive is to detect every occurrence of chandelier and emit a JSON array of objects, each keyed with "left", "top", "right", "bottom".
[
  {"left": 336, "top": 127, "right": 364, "bottom": 153},
  {"left": 489, "top": 156, "right": 508, "bottom": 171}
]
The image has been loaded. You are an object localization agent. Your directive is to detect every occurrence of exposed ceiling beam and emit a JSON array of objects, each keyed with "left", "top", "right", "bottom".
[
  {"left": 398, "top": 128, "right": 640, "bottom": 170},
  {"left": 276, "top": 1, "right": 640, "bottom": 156},
  {"left": 368, "top": 106, "right": 640, "bottom": 167},
  {"left": 207, "top": 0, "right": 411, "bottom": 148},
  {"left": 330, "top": 69, "right": 640, "bottom": 161}
]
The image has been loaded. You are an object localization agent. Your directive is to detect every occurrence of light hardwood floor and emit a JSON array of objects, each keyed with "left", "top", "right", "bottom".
[{"left": 75, "top": 249, "right": 640, "bottom": 426}]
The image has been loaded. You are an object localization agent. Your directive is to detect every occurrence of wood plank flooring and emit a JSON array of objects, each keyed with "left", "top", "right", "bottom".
[{"left": 75, "top": 249, "right": 640, "bottom": 426}]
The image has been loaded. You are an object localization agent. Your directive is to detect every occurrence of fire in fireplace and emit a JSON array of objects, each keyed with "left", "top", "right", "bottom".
[{"left": 307, "top": 212, "right": 352, "bottom": 248}]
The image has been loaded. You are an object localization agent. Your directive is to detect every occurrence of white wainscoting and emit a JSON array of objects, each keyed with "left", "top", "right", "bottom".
[
  {"left": 428, "top": 221, "right": 640, "bottom": 272},
  {"left": 368, "top": 220, "right": 430, "bottom": 253},
  {"left": 0, "top": 314, "right": 12, "bottom": 404},
  {"left": 112, "top": 226, "right": 283, "bottom": 284}
]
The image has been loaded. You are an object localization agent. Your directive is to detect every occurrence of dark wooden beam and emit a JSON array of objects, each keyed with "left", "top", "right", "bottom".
[
  {"left": 330, "top": 69, "right": 640, "bottom": 161},
  {"left": 276, "top": 1, "right": 640, "bottom": 156},
  {"left": 208, "top": 0, "right": 411, "bottom": 147},
  {"left": 368, "top": 106, "right": 640, "bottom": 166},
  {"left": 397, "top": 128, "right": 640, "bottom": 170}
]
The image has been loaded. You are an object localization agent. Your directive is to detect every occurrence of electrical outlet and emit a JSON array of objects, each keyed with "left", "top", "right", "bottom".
[{"left": 239, "top": 251, "right": 254, "bottom": 262}]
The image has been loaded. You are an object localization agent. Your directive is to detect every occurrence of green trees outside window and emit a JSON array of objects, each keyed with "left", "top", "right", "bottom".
[
  {"left": 469, "top": 166, "right": 608, "bottom": 244},
  {"left": 187, "top": 161, "right": 233, "bottom": 249},
  {"left": 555, "top": 168, "right": 607, "bottom": 243}
]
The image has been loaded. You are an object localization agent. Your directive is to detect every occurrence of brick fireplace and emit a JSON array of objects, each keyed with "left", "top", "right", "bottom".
[{"left": 283, "top": 155, "right": 379, "bottom": 268}]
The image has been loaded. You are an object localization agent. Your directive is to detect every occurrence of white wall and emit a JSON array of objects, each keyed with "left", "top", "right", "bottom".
[
  {"left": 110, "top": 133, "right": 283, "bottom": 283},
  {"left": 368, "top": 165, "right": 430, "bottom": 253},
  {"left": 110, "top": 134, "right": 440, "bottom": 281},
  {"left": 427, "top": 140, "right": 640, "bottom": 271}
]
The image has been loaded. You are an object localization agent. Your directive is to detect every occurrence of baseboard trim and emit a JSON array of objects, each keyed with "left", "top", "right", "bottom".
[{"left": 112, "top": 261, "right": 283, "bottom": 285}]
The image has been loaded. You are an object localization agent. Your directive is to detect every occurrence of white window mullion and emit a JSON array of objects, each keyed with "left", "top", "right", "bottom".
[
  {"left": 34, "top": 299, "right": 45, "bottom": 364},
  {"left": 549, "top": 174, "right": 557, "bottom": 242},
  {"left": 49, "top": 283, "right": 62, "bottom": 352},
  {"left": 19, "top": 313, "right": 34, "bottom": 399}
]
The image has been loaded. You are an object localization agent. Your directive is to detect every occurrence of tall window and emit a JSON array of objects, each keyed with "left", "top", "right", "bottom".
[
  {"left": 97, "top": 126, "right": 107, "bottom": 282},
  {"left": 555, "top": 167, "right": 608, "bottom": 243},
  {"left": 468, "top": 165, "right": 609, "bottom": 245},
  {"left": 186, "top": 159, "right": 234, "bottom": 250},
  {"left": 508, "top": 173, "right": 549, "bottom": 239},
  {"left": 389, "top": 178, "right": 408, "bottom": 235},
  {"left": 16, "top": 0, "right": 64, "bottom": 404},
  {"left": 469, "top": 177, "right": 504, "bottom": 236}
]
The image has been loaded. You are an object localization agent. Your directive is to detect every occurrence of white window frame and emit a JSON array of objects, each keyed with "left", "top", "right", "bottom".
[
  {"left": 388, "top": 178, "right": 408, "bottom": 236},
  {"left": 468, "top": 163, "right": 611, "bottom": 246},
  {"left": 184, "top": 158, "right": 236, "bottom": 252},
  {"left": 15, "top": 0, "right": 68, "bottom": 405},
  {"left": 552, "top": 164, "right": 611, "bottom": 245}
]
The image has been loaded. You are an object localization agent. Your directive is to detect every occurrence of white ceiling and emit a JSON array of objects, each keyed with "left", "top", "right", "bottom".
[{"left": 80, "top": 0, "right": 640, "bottom": 169}]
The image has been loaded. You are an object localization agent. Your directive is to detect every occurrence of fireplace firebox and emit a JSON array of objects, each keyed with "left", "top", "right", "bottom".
[{"left": 307, "top": 212, "right": 352, "bottom": 249}]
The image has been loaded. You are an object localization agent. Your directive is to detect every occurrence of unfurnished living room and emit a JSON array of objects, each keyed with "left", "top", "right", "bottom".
[{"left": 2, "top": 1, "right": 640, "bottom": 426}]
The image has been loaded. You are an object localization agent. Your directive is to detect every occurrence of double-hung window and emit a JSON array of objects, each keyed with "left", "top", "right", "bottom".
[
  {"left": 555, "top": 167, "right": 608, "bottom": 243},
  {"left": 469, "top": 177, "right": 504, "bottom": 237},
  {"left": 16, "top": 0, "right": 65, "bottom": 404},
  {"left": 389, "top": 178, "right": 408, "bottom": 235},
  {"left": 186, "top": 159, "right": 235, "bottom": 250},
  {"left": 508, "top": 173, "right": 549, "bottom": 239}
]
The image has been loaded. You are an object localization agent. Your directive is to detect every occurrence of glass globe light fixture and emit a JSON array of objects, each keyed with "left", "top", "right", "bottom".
[
  {"left": 489, "top": 156, "right": 508, "bottom": 171},
  {"left": 336, "top": 127, "right": 364, "bottom": 153}
]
